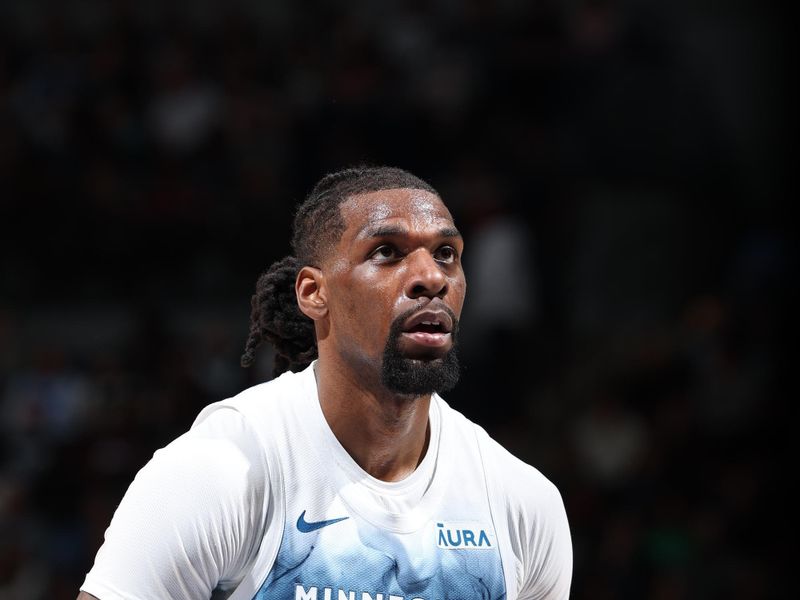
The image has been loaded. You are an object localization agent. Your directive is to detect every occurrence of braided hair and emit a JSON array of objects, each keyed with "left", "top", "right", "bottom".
[{"left": 241, "top": 165, "right": 438, "bottom": 376}]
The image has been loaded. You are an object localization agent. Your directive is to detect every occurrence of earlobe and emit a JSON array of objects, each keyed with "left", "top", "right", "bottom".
[{"left": 296, "top": 266, "right": 327, "bottom": 320}]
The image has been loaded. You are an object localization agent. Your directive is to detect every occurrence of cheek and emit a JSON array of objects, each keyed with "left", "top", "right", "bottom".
[
  {"left": 450, "top": 275, "right": 467, "bottom": 315},
  {"left": 336, "top": 270, "right": 395, "bottom": 343}
]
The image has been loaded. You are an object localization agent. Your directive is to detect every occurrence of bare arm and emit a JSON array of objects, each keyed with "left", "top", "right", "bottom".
[{"left": 77, "top": 593, "right": 99, "bottom": 600}]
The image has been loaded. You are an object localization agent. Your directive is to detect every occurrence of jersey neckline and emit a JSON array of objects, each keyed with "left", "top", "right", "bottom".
[{"left": 297, "top": 362, "right": 450, "bottom": 533}]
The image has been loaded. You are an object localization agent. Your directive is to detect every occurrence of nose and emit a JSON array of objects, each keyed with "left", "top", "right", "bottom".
[{"left": 405, "top": 249, "right": 448, "bottom": 299}]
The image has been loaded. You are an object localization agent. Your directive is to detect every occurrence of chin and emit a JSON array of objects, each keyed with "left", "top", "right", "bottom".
[{"left": 381, "top": 348, "right": 460, "bottom": 396}]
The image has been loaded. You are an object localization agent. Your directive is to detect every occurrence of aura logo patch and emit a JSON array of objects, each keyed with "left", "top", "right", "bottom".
[{"left": 435, "top": 521, "right": 493, "bottom": 549}]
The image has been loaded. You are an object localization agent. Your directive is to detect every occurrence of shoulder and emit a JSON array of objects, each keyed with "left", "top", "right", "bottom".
[
  {"left": 114, "top": 401, "right": 272, "bottom": 539},
  {"left": 168, "top": 366, "right": 316, "bottom": 494},
  {"left": 436, "top": 398, "right": 572, "bottom": 598},
  {"left": 436, "top": 396, "right": 563, "bottom": 509},
  {"left": 80, "top": 398, "right": 275, "bottom": 598},
  {"left": 79, "top": 369, "right": 318, "bottom": 599},
  {"left": 478, "top": 437, "right": 571, "bottom": 599},
  {"left": 115, "top": 370, "right": 315, "bottom": 551},
  {"left": 477, "top": 426, "right": 565, "bottom": 516},
  {"left": 194, "top": 365, "right": 312, "bottom": 429}
]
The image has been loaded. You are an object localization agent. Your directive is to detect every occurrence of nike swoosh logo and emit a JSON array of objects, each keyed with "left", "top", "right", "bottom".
[{"left": 296, "top": 510, "right": 349, "bottom": 533}]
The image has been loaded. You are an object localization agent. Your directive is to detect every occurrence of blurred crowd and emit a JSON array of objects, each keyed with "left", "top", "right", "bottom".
[{"left": 0, "top": 0, "right": 791, "bottom": 598}]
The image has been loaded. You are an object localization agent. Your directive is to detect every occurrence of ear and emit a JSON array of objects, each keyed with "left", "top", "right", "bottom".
[{"left": 296, "top": 266, "right": 328, "bottom": 321}]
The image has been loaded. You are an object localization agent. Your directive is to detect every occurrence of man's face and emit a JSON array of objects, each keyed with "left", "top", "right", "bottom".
[{"left": 322, "top": 188, "right": 466, "bottom": 395}]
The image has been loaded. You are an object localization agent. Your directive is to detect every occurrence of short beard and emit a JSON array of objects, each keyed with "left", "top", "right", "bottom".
[{"left": 381, "top": 308, "right": 461, "bottom": 396}]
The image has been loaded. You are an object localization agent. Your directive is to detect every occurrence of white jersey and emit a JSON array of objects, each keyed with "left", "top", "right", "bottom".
[{"left": 81, "top": 364, "right": 571, "bottom": 600}]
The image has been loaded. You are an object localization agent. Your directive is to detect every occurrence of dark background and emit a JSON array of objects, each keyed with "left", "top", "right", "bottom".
[{"left": 0, "top": 0, "right": 793, "bottom": 598}]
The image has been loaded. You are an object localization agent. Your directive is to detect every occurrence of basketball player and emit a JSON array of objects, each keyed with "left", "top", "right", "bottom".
[{"left": 78, "top": 166, "right": 572, "bottom": 599}]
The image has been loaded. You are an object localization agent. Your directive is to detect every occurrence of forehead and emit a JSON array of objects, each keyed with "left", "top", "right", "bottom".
[{"left": 339, "top": 188, "right": 454, "bottom": 235}]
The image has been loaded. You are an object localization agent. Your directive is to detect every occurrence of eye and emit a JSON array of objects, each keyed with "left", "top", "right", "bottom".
[
  {"left": 370, "top": 244, "right": 401, "bottom": 262},
  {"left": 434, "top": 246, "right": 458, "bottom": 264}
]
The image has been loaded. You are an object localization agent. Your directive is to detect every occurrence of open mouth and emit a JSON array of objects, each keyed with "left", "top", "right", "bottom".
[
  {"left": 407, "top": 320, "right": 448, "bottom": 334},
  {"left": 400, "top": 310, "right": 454, "bottom": 350}
]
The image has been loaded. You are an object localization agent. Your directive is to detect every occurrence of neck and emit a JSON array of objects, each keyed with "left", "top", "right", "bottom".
[{"left": 314, "top": 357, "right": 432, "bottom": 482}]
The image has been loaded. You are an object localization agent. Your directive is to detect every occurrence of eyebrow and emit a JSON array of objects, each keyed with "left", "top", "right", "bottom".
[{"left": 359, "top": 224, "right": 463, "bottom": 240}]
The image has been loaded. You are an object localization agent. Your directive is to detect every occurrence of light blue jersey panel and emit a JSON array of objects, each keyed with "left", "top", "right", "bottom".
[{"left": 253, "top": 510, "right": 506, "bottom": 600}]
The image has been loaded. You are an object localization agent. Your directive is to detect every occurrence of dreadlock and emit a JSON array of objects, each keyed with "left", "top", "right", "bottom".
[{"left": 241, "top": 165, "right": 438, "bottom": 376}]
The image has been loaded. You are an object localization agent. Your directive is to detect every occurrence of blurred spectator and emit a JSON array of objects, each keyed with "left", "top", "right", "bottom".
[{"left": 570, "top": 390, "right": 648, "bottom": 487}]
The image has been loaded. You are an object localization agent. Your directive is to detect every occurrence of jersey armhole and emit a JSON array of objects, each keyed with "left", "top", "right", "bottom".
[
  {"left": 215, "top": 406, "right": 287, "bottom": 600},
  {"left": 474, "top": 424, "right": 519, "bottom": 600}
]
